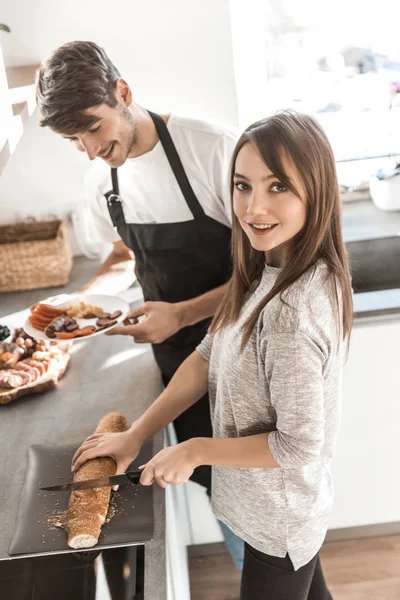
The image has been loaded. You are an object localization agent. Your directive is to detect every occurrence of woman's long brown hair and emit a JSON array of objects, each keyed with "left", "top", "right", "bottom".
[{"left": 210, "top": 110, "right": 353, "bottom": 349}]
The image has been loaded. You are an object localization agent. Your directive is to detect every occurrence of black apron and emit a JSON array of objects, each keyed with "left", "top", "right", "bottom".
[{"left": 105, "top": 111, "right": 232, "bottom": 489}]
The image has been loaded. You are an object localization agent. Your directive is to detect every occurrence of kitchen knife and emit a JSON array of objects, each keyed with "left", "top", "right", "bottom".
[{"left": 40, "top": 469, "right": 142, "bottom": 492}]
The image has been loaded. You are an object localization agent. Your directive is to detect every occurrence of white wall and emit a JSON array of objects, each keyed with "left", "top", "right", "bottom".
[
  {"left": 0, "top": 44, "right": 12, "bottom": 161},
  {"left": 0, "top": 104, "right": 92, "bottom": 254},
  {"left": 0, "top": 0, "right": 239, "bottom": 230},
  {"left": 0, "top": 109, "right": 89, "bottom": 224}
]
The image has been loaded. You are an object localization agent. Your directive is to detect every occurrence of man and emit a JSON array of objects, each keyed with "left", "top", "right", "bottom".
[{"left": 37, "top": 40, "right": 243, "bottom": 570}]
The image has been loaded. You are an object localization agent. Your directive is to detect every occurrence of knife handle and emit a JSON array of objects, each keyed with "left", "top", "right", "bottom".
[{"left": 126, "top": 470, "right": 142, "bottom": 484}]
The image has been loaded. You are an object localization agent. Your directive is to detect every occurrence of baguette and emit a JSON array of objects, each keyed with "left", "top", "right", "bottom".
[{"left": 66, "top": 412, "right": 128, "bottom": 549}]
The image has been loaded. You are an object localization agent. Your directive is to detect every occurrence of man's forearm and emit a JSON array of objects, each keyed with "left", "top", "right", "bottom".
[
  {"left": 80, "top": 251, "right": 136, "bottom": 295},
  {"left": 194, "top": 434, "right": 281, "bottom": 469},
  {"left": 177, "top": 282, "right": 229, "bottom": 328},
  {"left": 130, "top": 351, "right": 209, "bottom": 444}
]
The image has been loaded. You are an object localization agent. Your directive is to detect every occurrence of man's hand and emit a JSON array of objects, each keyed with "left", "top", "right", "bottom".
[{"left": 106, "top": 301, "right": 184, "bottom": 344}]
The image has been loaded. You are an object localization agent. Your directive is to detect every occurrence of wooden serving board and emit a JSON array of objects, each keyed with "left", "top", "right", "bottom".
[{"left": 0, "top": 353, "right": 70, "bottom": 405}]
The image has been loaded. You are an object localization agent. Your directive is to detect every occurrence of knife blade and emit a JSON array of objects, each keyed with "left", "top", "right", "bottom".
[{"left": 40, "top": 469, "right": 142, "bottom": 492}]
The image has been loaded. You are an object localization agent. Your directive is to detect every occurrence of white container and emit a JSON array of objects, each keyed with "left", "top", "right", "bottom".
[{"left": 369, "top": 174, "right": 400, "bottom": 211}]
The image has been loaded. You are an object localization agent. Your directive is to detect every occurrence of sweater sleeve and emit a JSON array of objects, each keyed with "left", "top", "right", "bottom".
[
  {"left": 196, "top": 333, "right": 214, "bottom": 362},
  {"left": 266, "top": 332, "right": 327, "bottom": 468}
]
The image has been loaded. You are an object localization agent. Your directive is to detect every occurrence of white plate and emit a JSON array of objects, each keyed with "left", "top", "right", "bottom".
[{"left": 23, "top": 294, "right": 129, "bottom": 342}]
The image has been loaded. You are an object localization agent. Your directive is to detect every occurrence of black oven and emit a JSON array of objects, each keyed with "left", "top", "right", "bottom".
[{"left": 0, "top": 544, "right": 145, "bottom": 600}]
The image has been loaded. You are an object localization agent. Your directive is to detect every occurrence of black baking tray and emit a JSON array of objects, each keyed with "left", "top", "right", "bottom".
[{"left": 9, "top": 442, "right": 154, "bottom": 556}]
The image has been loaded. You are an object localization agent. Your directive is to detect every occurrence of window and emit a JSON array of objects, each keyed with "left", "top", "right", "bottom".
[{"left": 230, "top": 0, "right": 400, "bottom": 190}]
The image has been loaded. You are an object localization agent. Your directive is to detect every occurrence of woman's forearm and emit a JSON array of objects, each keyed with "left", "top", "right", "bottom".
[
  {"left": 130, "top": 350, "right": 209, "bottom": 444},
  {"left": 194, "top": 434, "right": 281, "bottom": 469}
]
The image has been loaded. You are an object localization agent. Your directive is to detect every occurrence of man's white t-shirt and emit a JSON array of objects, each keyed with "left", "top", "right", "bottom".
[{"left": 85, "top": 114, "right": 239, "bottom": 244}]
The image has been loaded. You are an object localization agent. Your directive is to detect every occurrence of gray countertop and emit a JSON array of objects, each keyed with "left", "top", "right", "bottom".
[
  {"left": 342, "top": 199, "right": 400, "bottom": 242},
  {"left": 0, "top": 262, "right": 166, "bottom": 600}
]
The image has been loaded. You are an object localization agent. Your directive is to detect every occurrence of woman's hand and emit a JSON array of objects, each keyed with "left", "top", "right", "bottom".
[
  {"left": 71, "top": 429, "right": 143, "bottom": 477},
  {"left": 140, "top": 439, "right": 202, "bottom": 488}
]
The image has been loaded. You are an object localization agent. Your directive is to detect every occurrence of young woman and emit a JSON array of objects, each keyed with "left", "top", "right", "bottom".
[{"left": 72, "top": 111, "right": 353, "bottom": 599}]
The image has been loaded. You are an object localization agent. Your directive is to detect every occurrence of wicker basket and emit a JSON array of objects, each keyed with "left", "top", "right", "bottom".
[{"left": 0, "top": 219, "right": 73, "bottom": 292}]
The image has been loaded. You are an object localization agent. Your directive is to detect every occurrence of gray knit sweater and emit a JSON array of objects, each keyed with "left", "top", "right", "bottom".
[{"left": 197, "top": 261, "right": 343, "bottom": 570}]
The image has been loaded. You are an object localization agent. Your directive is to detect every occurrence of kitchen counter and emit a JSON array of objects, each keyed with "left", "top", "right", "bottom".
[
  {"left": 0, "top": 262, "right": 166, "bottom": 600},
  {"left": 353, "top": 289, "right": 400, "bottom": 324},
  {"left": 343, "top": 200, "right": 400, "bottom": 323},
  {"left": 342, "top": 199, "right": 400, "bottom": 242}
]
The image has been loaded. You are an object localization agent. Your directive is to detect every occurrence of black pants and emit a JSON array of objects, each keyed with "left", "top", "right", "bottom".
[{"left": 241, "top": 544, "right": 333, "bottom": 600}]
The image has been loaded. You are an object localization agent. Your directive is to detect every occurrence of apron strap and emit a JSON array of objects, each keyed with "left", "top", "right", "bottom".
[
  {"left": 148, "top": 111, "right": 205, "bottom": 218},
  {"left": 104, "top": 110, "right": 206, "bottom": 224},
  {"left": 105, "top": 171, "right": 124, "bottom": 229},
  {"left": 111, "top": 167, "right": 120, "bottom": 196}
]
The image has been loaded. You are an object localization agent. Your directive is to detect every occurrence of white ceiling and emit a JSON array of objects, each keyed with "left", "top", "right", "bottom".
[
  {"left": 0, "top": 0, "right": 229, "bottom": 68},
  {"left": 0, "top": 0, "right": 238, "bottom": 122}
]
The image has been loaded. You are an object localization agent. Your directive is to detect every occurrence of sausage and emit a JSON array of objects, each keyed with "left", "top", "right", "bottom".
[
  {"left": 32, "top": 303, "right": 64, "bottom": 318},
  {"left": 81, "top": 312, "right": 97, "bottom": 319},
  {"left": 109, "top": 310, "right": 122, "bottom": 320},
  {"left": 7, "top": 368, "right": 31, "bottom": 386},
  {"left": 29, "top": 315, "right": 50, "bottom": 331},
  {"left": 45, "top": 316, "right": 74, "bottom": 338},
  {"left": 95, "top": 317, "right": 117, "bottom": 327},
  {"left": 0, "top": 372, "right": 25, "bottom": 389},
  {"left": 64, "top": 322, "right": 79, "bottom": 332},
  {"left": 14, "top": 362, "right": 39, "bottom": 382},
  {"left": 24, "top": 358, "right": 48, "bottom": 376},
  {"left": 0, "top": 371, "right": 9, "bottom": 384},
  {"left": 54, "top": 327, "right": 95, "bottom": 340},
  {"left": 73, "top": 327, "right": 96, "bottom": 337},
  {"left": 95, "top": 320, "right": 118, "bottom": 332},
  {"left": 49, "top": 316, "right": 70, "bottom": 332}
]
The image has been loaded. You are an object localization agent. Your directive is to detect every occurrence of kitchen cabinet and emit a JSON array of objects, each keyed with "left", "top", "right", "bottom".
[{"left": 329, "top": 316, "right": 400, "bottom": 529}]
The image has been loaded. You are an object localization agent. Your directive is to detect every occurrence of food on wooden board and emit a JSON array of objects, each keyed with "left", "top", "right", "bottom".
[
  {"left": 0, "top": 328, "right": 50, "bottom": 369},
  {"left": 0, "top": 328, "right": 71, "bottom": 403}
]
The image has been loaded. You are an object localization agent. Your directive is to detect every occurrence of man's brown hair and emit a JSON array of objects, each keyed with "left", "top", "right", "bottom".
[{"left": 36, "top": 41, "right": 120, "bottom": 134}]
